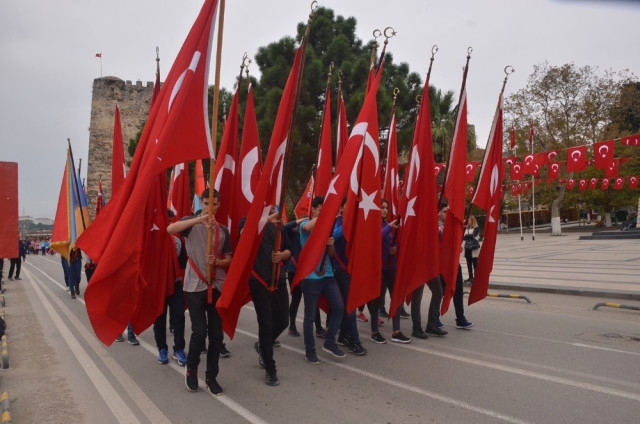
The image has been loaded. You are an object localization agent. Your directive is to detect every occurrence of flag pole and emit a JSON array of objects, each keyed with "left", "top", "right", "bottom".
[
  {"left": 206, "top": 0, "right": 226, "bottom": 284},
  {"left": 270, "top": 2, "right": 318, "bottom": 289},
  {"left": 313, "top": 62, "right": 334, "bottom": 189},
  {"left": 530, "top": 119, "right": 536, "bottom": 241}
]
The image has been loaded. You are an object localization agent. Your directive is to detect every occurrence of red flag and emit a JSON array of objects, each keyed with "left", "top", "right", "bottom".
[
  {"left": 464, "top": 161, "right": 480, "bottom": 183},
  {"left": 600, "top": 178, "right": 611, "bottom": 190},
  {"left": 566, "top": 178, "right": 576, "bottom": 190},
  {"left": 293, "top": 64, "right": 384, "bottom": 314},
  {"left": 547, "top": 161, "right": 561, "bottom": 181},
  {"left": 578, "top": 179, "right": 587, "bottom": 191},
  {"left": 111, "top": 102, "right": 125, "bottom": 197},
  {"left": 510, "top": 124, "right": 516, "bottom": 149},
  {"left": 382, "top": 111, "right": 400, "bottom": 221},
  {"left": 594, "top": 140, "right": 615, "bottom": 169},
  {"left": 434, "top": 163, "right": 446, "bottom": 177},
  {"left": 440, "top": 88, "right": 468, "bottom": 315},
  {"left": 469, "top": 92, "right": 504, "bottom": 305},
  {"left": 214, "top": 89, "right": 240, "bottom": 238},
  {"left": 336, "top": 89, "right": 349, "bottom": 165},
  {"left": 628, "top": 176, "right": 639, "bottom": 189},
  {"left": 510, "top": 162, "right": 523, "bottom": 180},
  {"left": 294, "top": 175, "right": 314, "bottom": 219},
  {"left": 167, "top": 162, "right": 191, "bottom": 219},
  {"left": 521, "top": 153, "right": 536, "bottom": 175},
  {"left": 620, "top": 134, "right": 640, "bottom": 146},
  {"left": 75, "top": 0, "right": 218, "bottom": 345},
  {"left": 390, "top": 73, "right": 440, "bottom": 317},
  {"left": 504, "top": 156, "right": 517, "bottom": 168},
  {"left": 191, "top": 159, "right": 206, "bottom": 213},
  {"left": 51, "top": 148, "right": 84, "bottom": 260},
  {"left": 613, "top": 177, "right": 625, "bottom": 190},
  {"left": 510, "top": 184, "right": 517, "bottom": 196},
  {"left": 566, "top": 145, "right": 587, "bottom": 172},
  {"left": 588, "top": 177, "right": 598, "bottom": 190},
  {"left": 95, "top": 180, "right": 105, "bottom": 216},
  {"left": 528, "top": 119, "right": 534, "bottom": 147},
  {"left": 538, "top": 150, "right": 558, "bottom": 167},
  {"left": 237, "top": 84, "right": 262, "bottom": 220},
  {"left": 315, "top": 87, "right": 333, "bottom": 197},
  {"left": 604, "top": 158, "right": 619, "bottom": 178},
  {"left": 95, "top": 52, "right": 102, "bottom": 58},
  {"left": 217, "top": 45, "right": 305, "bottom": 338}
]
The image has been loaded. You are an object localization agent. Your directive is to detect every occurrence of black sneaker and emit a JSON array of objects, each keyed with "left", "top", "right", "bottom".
[
  {"left": 219, "top": 343, "right": 230, "bottom": 358},
  {"left": 272, "top": 340, "right": 281, "bottom": 347},
  {"left": 115, "top": 335, "right": 125, "bottom": 342},
  {"left": 370, "top": 332, "right": 387, "bottom": 344},
  {"left": 75, "top": 287, "right": 80, "bottom": 296},
  {"left": 426, "top": 325, "right": 448, "bottom": 336},
  {"left": 254, "top": 342, "right": 265, "bottom": 369},
  {"left": 70, "top": 292, "right": 76, "bottom": 299},
  {"left": 391, "top": 331, "right": 412, "bottom": 344},
  {"left": 378, "top": 308, "right": 389, "bottom": 318},
  {"left": 127, "top": 336, "right": 140, "bottom": 346},
  {"left": 348, "top": 342, "right": 367, "bottom": 356},
  {"left": 288, "top": 327, "right": 300, "bottom": 337},
  {"left": 411, "top": 329, "right": 428, "bottom": 339},
  {"left": 14, "top": 277, "right": 21, "bottom": 281},
  {"left": 305, "top": 351, "right": 320, "bottom": 365},
  {"left": 399, "top": 308, "right": 410, "bottom": 319},
  {"left": 185, "top": 368, "right": 198, "bottom": 391},
  {"left": 265, "top": 370, "right": 279, "bottom": 386},
  {"left": 206, "top": 378, "right": 223, "bottom": 396},
  {"left": 322, "top": 342, "right": 346, "bottom": 358}
]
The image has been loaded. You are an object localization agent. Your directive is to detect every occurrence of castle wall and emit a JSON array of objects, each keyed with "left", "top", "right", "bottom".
[{"left": 85, "top": 77, "right": 154, "bottom": 218}]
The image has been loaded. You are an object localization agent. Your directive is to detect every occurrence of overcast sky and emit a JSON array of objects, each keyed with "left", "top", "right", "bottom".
[{"left": 1, "top": 0, "right": 638, "bottom": 219}]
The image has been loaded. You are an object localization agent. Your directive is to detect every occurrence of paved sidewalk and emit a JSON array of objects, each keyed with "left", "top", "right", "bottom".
[{"left": 478, "top": 227, "right": 640, "bottom": 301}]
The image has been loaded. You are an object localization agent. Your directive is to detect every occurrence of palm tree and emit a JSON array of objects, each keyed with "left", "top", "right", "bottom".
[{"left": 430, "top": 86, "right": 456, "bottom": 163}]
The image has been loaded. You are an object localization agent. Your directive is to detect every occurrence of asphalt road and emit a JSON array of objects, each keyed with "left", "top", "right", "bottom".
[{"left": 2, "top": 232, "right": 639, "bottom": 424}]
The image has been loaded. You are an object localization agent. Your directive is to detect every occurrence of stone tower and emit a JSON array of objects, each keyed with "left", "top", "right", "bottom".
[{"left": 85, "top": 77, "right": 155, "bottom": 218}]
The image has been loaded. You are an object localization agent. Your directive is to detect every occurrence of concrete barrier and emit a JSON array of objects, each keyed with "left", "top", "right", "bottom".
[
  {"left": 592, "top": 302, "right": 640, "bottom": 312},
  {"left": 0, "top": 391, "right": 11, "bottom": 424}
]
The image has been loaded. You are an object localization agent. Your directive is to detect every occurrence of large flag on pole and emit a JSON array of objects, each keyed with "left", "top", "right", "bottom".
[
  {"left": 390, "top": 75, "right": 440, "bottom": 318},
  {"left": 236, "top": 84, "right": 262, "bottom": 221},
  {"left": 75, "top": 0, "right": 219, "bottom": 345},
  {"left": 468, "top": 93, "right": 504, "bottom": 305},
  {"left": 440, "top": 88, "right": 468, "bottom": 315},
  {"left": 217, "top": 45, "right": 305, "bottom": 338},
  {"left": 192, "top": 159, "right": 206, "bottom": 213},
  {"left": 167, "top": 162, "right": 192, "bottom": 220},
  {"left": 293, "top": 64, "right": 384, "bottom": 314},
  {"left": 315, "top": 85, "right": 333, "bottom": 197},
  {"left": 382, "top": 110, "right": 399, "bottom": 221}
]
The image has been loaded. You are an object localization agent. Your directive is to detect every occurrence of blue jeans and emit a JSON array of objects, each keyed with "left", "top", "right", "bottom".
[
  {"left": 301, "top": 277, "right": 343, "bottom": 354},
  {"left": 333, "top": 267, "right": 360, "bottom": 343}
]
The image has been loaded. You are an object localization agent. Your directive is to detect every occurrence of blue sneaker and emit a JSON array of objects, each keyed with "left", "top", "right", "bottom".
[
  {"left": 456, "top": 320, "right": 473, "bottom": 329},
  {"left": 173, "top": 349, "right": 187, "bottom": 366},
  {"left": 158, "top": 348, "right": 169, "bottom": 365},
  {"left": 436, "top": 320, "right": 444, "bottom": 328},
  {"left": 322, "top": 342, "right": 346, "bottom": 358},
  {"left": 305, "top": 351, "right": 320, "bottom": 365}
]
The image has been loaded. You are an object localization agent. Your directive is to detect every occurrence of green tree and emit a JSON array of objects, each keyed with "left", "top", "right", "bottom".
[{"left": 505, "top": 62, "right": 635, "bottom": 234}]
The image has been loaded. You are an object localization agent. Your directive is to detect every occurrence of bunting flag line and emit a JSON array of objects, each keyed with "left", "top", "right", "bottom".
[{"left": 75, "top": 0, "right": 219, "bottom": 345}]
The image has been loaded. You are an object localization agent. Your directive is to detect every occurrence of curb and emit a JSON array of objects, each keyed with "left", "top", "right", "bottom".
[
  {"left": 0, "top": 391, "right": 11, "bottom": 424},
  {"left": 488, "top": 283, "right": 640, "bottom": 302}
]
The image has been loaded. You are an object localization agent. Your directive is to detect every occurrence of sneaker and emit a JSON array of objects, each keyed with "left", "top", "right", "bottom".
[
  {"left": 75, "top": 287, "right": 80, "bottom": 296},
  {"left": 206, "top": 378, "right": 223, "bottom": 396},
  {"left": 272, "top": 340, "right": 281, "bottom": 347},
  {"left": 14, "top": 277, "right": 21, "bottom": 281},
  {"left": 377, "top": 317, "right": 384, "bottom": 326},
  {"left": 425, "top": 325, "right": 448, "bottom": 336},
  {"left": 315, "top": 328, "right": 326, "bottom": 338},
  {"left": 456, "top": 320, "right": 473, "bottom": 329},
  {"left": 378, "top": 308, "right": 389, "bottom": 318},
  {"left": 127, "top": 336, "right": 140, "bottom": 345},
  {"left": 219, "top": 343, "right": 230, "bottom": 358},
  {"left": 436, "top": 320, "right": 445, "bottom": 329},
  {"left": 399, "top": 308, "right": 410, "bottom": 319},
  {"left": 173, "top": 349, "right": 187, "bottom": 366},
  {"left": 391, "top": 331, "right": 412, "bottom": 344},
  {"left": 254, "top": 342, "right": 265, "bottom": 369},
  {"left": 115, "top": 335, "right": 125, "bottom": 342},
  {"left": 370, "top": 332, "right": 387, "bottom": 344},
  {"left": 322, "top": 342, "right": 346, "bottom": 358},
  {"left": 336, "top": 334, "right": 348, "bottom": 346},
  {"left": 288, "top": 327, "right": 300, "bottom": 337},
  {"left": 348, "top": 341, "right": 367, "bottom": 356},
  {"left": 71, "top": 292, "right": 76, "bottom": 299},
  {"left": 411, "top": 329, "right": 428, "bottom": 339},
  {"left": 265, "top": 370, "right": 279, "bottom": 386},
  {"left": 356, "top": 312, "right": 369, "bottom": 322},
  {"left": 185, "top": 368, "right": 198, "bottom": 391},
  {"left": 305, "top": 351, "right": 320, "bottom": 365},
  {"left": 157, "top": 348, "right": 169, "bottom": 364},
  {"left": 169, "top": 325, "right": 174, "bottom": 334}
]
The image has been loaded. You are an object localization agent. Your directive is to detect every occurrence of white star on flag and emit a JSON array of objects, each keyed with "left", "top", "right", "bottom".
[{"left": 359, "top": 188, "right": 380, "bottom": 219}]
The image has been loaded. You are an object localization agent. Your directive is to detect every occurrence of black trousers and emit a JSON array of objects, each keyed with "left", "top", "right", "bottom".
[
  {"left": 153, "top": 281, "right": 186, "bottom": 352},
  {"left": 186, "top": 289, "right": 222, "bottom": 381}
]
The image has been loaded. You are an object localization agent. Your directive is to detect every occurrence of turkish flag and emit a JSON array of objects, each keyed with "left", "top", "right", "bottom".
[
  {"left": 510, "top": 184, "right": 517, "bottom": 196},
  {"left": 604, "top": 158, "right": 619, "bottom": 178},
  {"left": 600, "top": 178, "right": 611, "bottom": 190},
  {"left": 578, "top": 179, "right": 587, "bottom": 191},
  {"left": 566, "top": 179, "right": 576, "bottom": 190},
  {"left": 440, "top": 88, "right": 468, "bottom": 315},
  {"left": 294, "top": 175, "right": 314, "bottom": 219},
  {"left": 628, "top": 176, "right": 639, "bottom": 189},
  {"left": 390, "top": 74, "right": 440, "bottom": 318},
  {"left": 538, "top": 150, "right": 558, "bottom": 167},
  {"left": 383, "top": 111, "right": 400, "bottom": 221},
  {"left": 237, "top": 84, "right": 263, "bottom": 221},
  {"left": 213, "top": 88, "right": 240, "bottom": 239},
  {"left": 464, "top": 161, "right": 480, "bottom": 183},
  {"left": 510, "top": 162, "right": 523, "bottom": 180},
  {"left": 315, "top": 86, "right": 333, "bottom": 197},
  {"left": 566, "top": 145, "right": 587, "bottom": 172},
  {"left": 75, "top": 0, "right": 218, "bottom": 345},
  {"left": 434, "top": 163, "right": 446, "bottom": 177},
  {"left": 335, "top": 89, "right": 348, "bottom": 165},
  {"left": 111, "top": 103, "right": 126, "bottom": 198},
  {"left": 613, "top": 177, "right": 625, "bottom": 190},
  {"left": 293, "top": 63, "right": 384, "bottom": 313},
  {"left": 469, "top": 92, "right": 504, "bottom": 305},
  {"left": 547, "top": 161, "right": 561, "bottom": 181},
  {"left": 521, "top": 153, "right": 536, "bottom": 175},
  {"left": 588, "top": 178, "right": 599, "bottom": 190},
  {"left": 504, "top": 156, "right": 517, "bottom": 167},
  {"left": 217, "top": 44, "right": 305, "bottom": 338},
  {"left": 191, "top": 159, "right": 206, "bottom": 213},
  {"left": 167, "top": 162, "right": 192, "bottom": 220},
  {"left": 620, "top": 134, "right": 640, "bottom": 146},
  {"left": 594, "top": 140, "right": 615, "bottom": 169}
]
